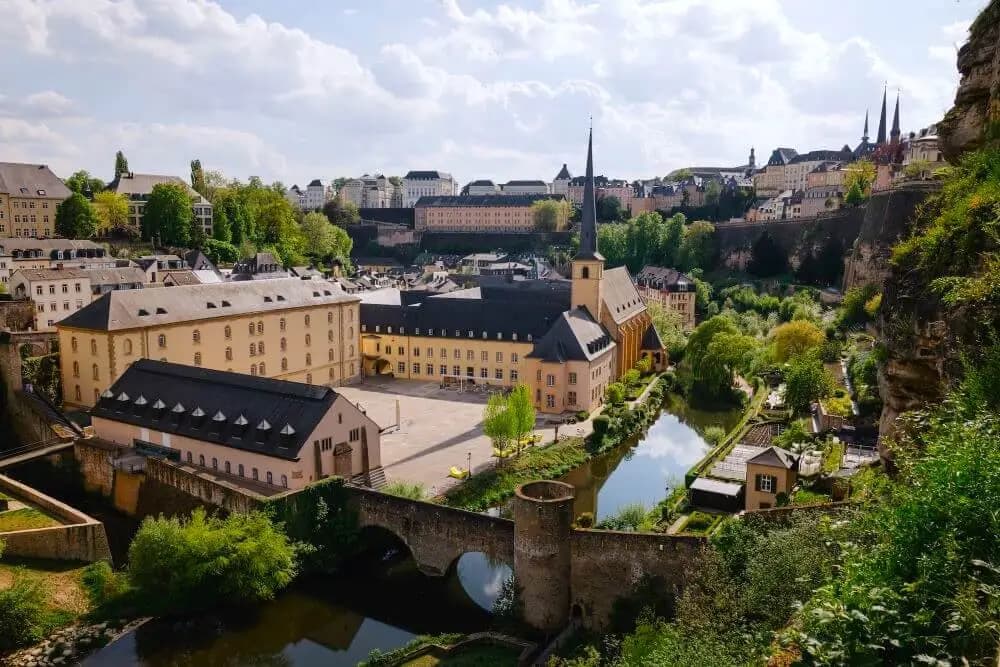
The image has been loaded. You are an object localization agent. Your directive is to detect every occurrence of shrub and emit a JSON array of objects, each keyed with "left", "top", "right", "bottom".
[
  {"left": 605, "top": 382, "right": 626, "bottom": 405},
  {"left": 382, "top": 480, "right": 426, "bottom": 500},
  {"left": 575, "top": 512, "right": 595, "bottom": 528},
  {"left": 81, "top": 561, "right": 129, "bottom": 609},
  {"left": 592, "top": 415, "right": 611, "bottom": 436},
  {"left": 575, "top": 410, "right": 590, "bottom": 421},
  {"left": 0, "top": 574, "right": 46, "bottom": 650},
  {"left": 623, "top": 369, "right": 641, "bottom": 388},
  {"left": 596, "top": 503, "right": 650, "bottom": 532},
  {"left": 127, "top": 508, "right": 297, "bottom": 614},
  {"left": 703, "top": 425, "right": 726, "bottom": 446}
]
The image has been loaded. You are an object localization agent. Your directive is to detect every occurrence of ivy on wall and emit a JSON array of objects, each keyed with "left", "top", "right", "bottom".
[{"left": 20, "top": 353, "right": 62, "bottom": 407}]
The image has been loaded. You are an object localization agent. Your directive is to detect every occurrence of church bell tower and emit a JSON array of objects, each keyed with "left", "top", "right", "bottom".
[{"left": 571, "top": 127, "right": 605, "bottom": 322}]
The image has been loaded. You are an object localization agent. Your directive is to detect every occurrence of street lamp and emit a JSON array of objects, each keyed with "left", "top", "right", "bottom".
[{"left": 467, "top": 451, "right": 472, "bottom": 477}]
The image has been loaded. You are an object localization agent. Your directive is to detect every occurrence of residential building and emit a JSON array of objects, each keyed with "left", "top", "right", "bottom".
[
  {"left": 634, "top": 267, "right": 697, "bottom": 330},
  {"left": 551, "top": 164, "right": 572, "bottom": 197},
  {"left": 231, "top": 252, "right": 289, "bottom": 281},
  {"left": 461, "top": 252, "right": 507, "bottom": 275},
  {"left": 57, "top": 278, "right": 362, "bottom": 409},
  {"left": 0, "top": 162, "right": 72, "bottom": 239},
  {"left": 402, "top": 171, "right": 456, "bottom": 207},
  {"left": 414, "top": 194, "right": 563, "bottom": 233},
  {"left": 0, "top": 239, "right": 107, "bottom": 285},
  {"left": 745, "top": 446, "right": 799, "bottom": 510},
  {"left": 465, "top": 180, "right": 500, "bottom": 196},
  {"left": 105, "top": 172, "right": 213, "bottom": 236},
  {"left": 752, "top": 190, "right": 794, "bottom": 222},
  {"left": 135, "top": 254, "right": 185, "bottom": 283},
  {"left": 353, "top": 257, "right": 404, "bottom": 274},
  {"left": 752, "top": 148, "right": 798, "bottom": 197},
  {"left": 360, "top": 130, "right": 664, "bottom": 415},
  {"left": 340, "top": 175, "right": 402, "bottom": 209},
  {"left": 284, "top": 185, "right": 306, "bottom": 209},
  {"left": 567, "top": 176, "right": 632, "bottom": 212},
  {"left": 783, "top": 148, "right": 853, "bottom": 192},
  {"left": 501, "top": 180, "right": 549, "bottom": 195},
  {"left": 901, "top": 125, "right": 945, "bottom": 174},
  {"left": 90, "top": 359, "right": 380, "bottom": 490},
  {"left": 11, "top": 266, "right": 145, "bottom": 331},
  {"left": 801, "top": 162, "right": 846, "bottom": 217}
]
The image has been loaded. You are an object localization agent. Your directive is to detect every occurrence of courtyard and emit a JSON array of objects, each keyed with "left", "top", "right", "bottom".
[{"left": 337, "top": 377, "right": 589, "bottom": 495}]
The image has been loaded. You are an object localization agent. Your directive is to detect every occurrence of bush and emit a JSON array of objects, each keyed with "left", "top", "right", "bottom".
[
  {"left": 575, "top": 512, "right": 595, "bottom": 528},
  {"left": 382, "top": 480, "right": 426, "bottom": 500},
  {"left": 703, "top": 425, "right": 726, "bottom": 446},
  {"left": 592, "top": 415, "right": 611, "bottom": 436},
  {"left": 81, "top": 561, "right": 129, "bottom": 609},
  {"left": 575, "top": 410, "right": 590, "bottom": 421},
  {"left": 0, "top": 574, "right": 46, "bottom": 650},
  {"left": 596, "top": 503, "right": 651, "bottom": 532},
  {"left": 606, "top": 382, "right": 626, "bottom": 405},
  {"left": 127, "top": 508, "right": 297, "bottom": 614}
]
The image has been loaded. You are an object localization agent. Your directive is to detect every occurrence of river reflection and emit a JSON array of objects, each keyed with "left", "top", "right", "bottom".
[{"left": 562, "top": 393, "right": 742, "bottom": 521}]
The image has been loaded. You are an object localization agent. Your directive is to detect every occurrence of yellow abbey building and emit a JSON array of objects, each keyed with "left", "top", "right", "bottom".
[{"left": 360, "top": 130, "right": 665, "bottom": 415}]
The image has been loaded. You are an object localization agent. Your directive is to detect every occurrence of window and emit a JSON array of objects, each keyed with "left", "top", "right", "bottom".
[
  {"left": 193, "top": 329, "right": 200, "bottom": 344},
  {"left": 466, "top": 350, "right": 474, "bottom": 361},
  {"left": 75, "top": 283, "right": 81, "bottom": 293},
  {"left": 452, "top": 365, "right": 460, "bottom": 376},
  {"left": 252, "top": 468, "right": 259, "bottom": 481},
  {"left": 250, "top": 365, "right": 257, "bottom": 376},
  {"left": 123, "top": 339, "right": 132, "bottom": 355},
  {"left": 280, "top": 318, "right": 286, "bottom": 331},
  {"left": 238, "top": 464, "right": 245, "bottom": 477},
  {"left": 427, "top": 364, "right": 434, "bottom": 375},
  {"left": 92, "top": 364, "right": 99, "bottom": 380},
  {"left": 258, "top": 362, "right": 265, "bottom": 376},
  {"left": 72, "top": 361, "right": 79, "bottom": 377},
  {"left": 440, "top": 348, "right": 447, "bottom": 358},
  {"left": 412, "top": 363, "right": 420, "bottom": 374},
  {"left": 249, "top": 322, "right": 255, "bottom": 336},
  {"left": 225, "top": 347, "right": 233, "bottom": 361},
  {"left": 328, "top": 311, "right": 333, "bottom": 324},
  {"left": 328, "top": 330, "right": 334, "bottom": 342},
  {"left": 305, "top": 334, "right": 311, "bottom": 346},
  {"left": 186, "top": 451, "right": 193, "bottom": 463},
  {"left": 397, "top": 346, "right": 404, "bottom": 355},
  {"left": 71, "top": 337, "right": 77, "bottom": 352},
  {"left": 61, "top": 283, "right": 67, "bottom": 293},
  {"left": 258, "top": 342, "right": 265, "bottom": 354},
  {"left": 427, "top": 348, "right": 433, "bottom": 357},
  {"left": 480, "top": 368, "right": 488, "bottom": 378},
  {"left": 74, "top": 385, "right": 81, "bottom": 401},
  {"left": 304, "top": 353, "right": 312, "bottom": 367},
  {"left": 349, "top": 427, "right": 360, "bottom": 441},
  {"left": 224, "top": 325, "right": 231, "bottom": 339},
  {"left": 281, "top": 475, "right": 288, "bottom": 488},
  {"left": 481, "top": 350, "right": 488, "bottom": 362},
  {"left": 546, "top": 394, "right": 555, "bottom": 408},
  {"left": 267, "top": 471, "right": 273, "bottom": 485},
  {"left": 496, "top": 351, "right": 503, "bottom": 363},
  {"left": 257, "top": 321, "right": 264, "bottom": 334},
  {"left": 569, "top": 372, "right": 577, "bottom": 385},
  {"left": 756, "top": 474, "right": 777, "bottom": 494},
  {"left": 453, "top": 349, "right": 460, "bottom": 359},
  {"left": 329, "top": 349, "right": 335, "bottom": 362},
  {"left": 158, "top": 334, "right": 166, "bottom": 348},
  {"left": 546, "top": 374, "right": 555, "bottom": 387},
  {"left": 199, "top": 454, "right": 205, "bottom": 467},
  {"left": 280, "top": 337, "right": 287, "bottom": 351},
  {"left": 440, "top": 364, "right": 447, "bottom": 375},
  {"left": 304, "top": 314, "right": 310, "bottom": 327},
  {"left": 495, "top": 369, "right": 503, "bottom": 380},
  {"left": 249, "top": 343, "right": 256, "bottom": 356},
  {"left": 281, "top": 357, "right": 288, "bottom": 371},
  {"left": 91, "top": 339, "right": 98, "bottom": 355},
  {"left": 568, "top": 391, "right": 577, "bottom": 405},
  {"left": 225, "top": 461, "right": 231, "bottom": 474},
  {"left": 397, "top": 362, "right": 405, "bottom": 374},
  {"left": 194, "top": 352, "right": 202, "bottom": 366}
]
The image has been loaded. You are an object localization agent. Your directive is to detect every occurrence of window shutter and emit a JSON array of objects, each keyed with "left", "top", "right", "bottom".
[{"left": 754, "top": 474, "right": 762, "bottom": 492}]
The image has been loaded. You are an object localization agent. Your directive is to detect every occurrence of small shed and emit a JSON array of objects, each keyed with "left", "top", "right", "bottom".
[{"left": 689, "top": 477, "right": 745, "bottom": 513}]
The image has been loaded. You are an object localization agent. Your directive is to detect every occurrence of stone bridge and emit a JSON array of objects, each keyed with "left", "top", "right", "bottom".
[{"left": 349, "top": 484, "right": 515, "bottom": 577}]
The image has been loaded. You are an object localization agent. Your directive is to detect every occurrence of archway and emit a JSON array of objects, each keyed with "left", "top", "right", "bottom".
[{"left": 447, "top": 551, "right": 513, "bottom": 613}]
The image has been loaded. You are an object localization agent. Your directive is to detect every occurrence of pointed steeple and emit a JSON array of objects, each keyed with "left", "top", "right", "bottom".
[
  {"left": 576, "top": 125, "right": 603, "bottom": 261},
  {"left": 890, "top": 92, "right": 901, "bottom": 142},
  {"left": 861, "top": 109, "right": 869, "bottom": 142},
  {"left": 876, "top": 86, "right": 887, "bottom": 145}
]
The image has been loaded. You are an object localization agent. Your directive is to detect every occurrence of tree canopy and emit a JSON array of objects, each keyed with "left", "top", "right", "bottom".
[
  {"left": 114, "top": 150, "right": 129, "bottom": 176},
  {"left": 142, "top": 182, "right": 193, "bottom": 246},
  {"left": 596, "top": 195, "right": 625, "bottom": 222},
  {"left": 54, "top": 193, "right": 97, "bottom": 238},
  {"left": 92, "top": 191, "right": 129, "bottom": 234},
  {"left": 844, "top": 160, "right": 876, "bottom": 201},
  {"left": 64, "top": 170, "right": 104, "bottom": 196},
  {"left": 323, "top": 198, "right": 360, "bottom": 226},
  {"left": 770, "top": 320, "right": 824, "bottom": 362},
  {"left": 532, "top": 198, "right": 572, "bottom": 231},
  {"left": 299, "top": 212, "right": 353, "bottom": 263}
]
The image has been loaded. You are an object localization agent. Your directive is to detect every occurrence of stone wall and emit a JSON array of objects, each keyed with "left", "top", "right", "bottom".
[
  {"left": 570, "top": 529, "right": 703, "bottom": 628},
  {"left": 0, "top": 474, "right": 112, "bottom": 563},
  {"left": 0, "top": 299, "right": 37, "bottom": 333},
  {"left": 141, "top": 458, "right": 266, "bottom": 516},
  {"left": 74, "top": 439, "right": 116, "bottom": 496}
]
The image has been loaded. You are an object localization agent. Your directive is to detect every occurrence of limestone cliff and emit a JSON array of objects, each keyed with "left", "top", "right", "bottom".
[{"left": 937, "top": 0, "right": 1000, "bottom": 162}]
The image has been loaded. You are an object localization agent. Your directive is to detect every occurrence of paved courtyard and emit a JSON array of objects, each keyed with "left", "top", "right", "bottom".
[{"left": 337, "top": 378, "right": 590, "bottom": 495}]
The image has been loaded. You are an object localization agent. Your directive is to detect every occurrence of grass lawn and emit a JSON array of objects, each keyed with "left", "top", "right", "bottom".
[
  {"left": 404, "top": 645, "right": 522, "bottom": 666},
  {"left": 791, "top": 488, "right": 832, "bottom": 505},
  {"left": 678, "top": 511, "right": 723, "bottom": 535},
  {"left": 822, "top": 441, "right": 845, "bottom": 474},
  {"left": 441, "top": 437, "right": 589, "bottom": 511},
  {"left": 0, "top": 558, "right": 92, "bottom": 633},
  {"left": 0, "top": 507, "right": 61, "bottom": 533}
]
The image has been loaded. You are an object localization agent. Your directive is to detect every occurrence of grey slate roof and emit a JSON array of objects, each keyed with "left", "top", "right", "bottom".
[
  {"left": 404, "top": 171, "right": 451, "bottom": 180},
  {"left": 105, "top": 172, "right": 208, "bottom": 204},
  {"left": 58, "top": 278, "right": 359, "bottom": 331},
  {"left": 527, "top": 307, "right": 615, "bottom": 362},
  {"left": 468, "top": 180, "right": 496, "bottom": 186},
  {"left": 748, "top": 446, "right": 799, "bottom": 470},
  {"left": 414, "top": 194, "right": 563, "bottom": 207},
  {"left": 92, "top": 359, "right": 340, "bottom": 460},
  {"left": 635, "top": 266, "right": 695, "bottom": 292},
  {"left": 0, "top": 239, "right": 104, "bottom": 255},
  {"left": 766, "top": 148, "right": 799, "bottom": 167},
  {"left": 789, "top": 149, "right": 853, "bottom": 164},
  {"left": 0, "top": 162, "right": 72, "bottom": 200},
  {"left": 503, "top": 180, "right": 547, "bottom": 186},
  {"left": 554, "top": 164, "right": 572, "bottom": 180},
  {"left": 601, "top": 267, "right": 644, "bottom": 324},
  {"left": 641, "top": 323, "right": 665, "bottom": 351}
]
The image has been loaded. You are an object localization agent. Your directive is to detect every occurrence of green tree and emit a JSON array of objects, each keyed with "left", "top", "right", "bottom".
[
  {"left": 597, "top": 195, "right": 624, "bottom": 222},
  {"left": 127, "top": 508, "right": 296, "bottom": 614},
  {"left": 747, "top": 231, "right": 787, "bottom": 277},
  {"left": 770, "top": 320, "right": 824, "bottom": 362},
  {"left": 677, "top": 221, "right": 716, "bottom": 272},
  {"left": 704, "top": 179, "right": 722, "bottom": 206},
  {"left": 114, "top": 150, "right": 129, "bottom": 176},
  {"left": 0, "top": 574, "right": 46, "bottom": 651},
  {"left": 903, "top": 158, "right": 932, "bottom": 180},
  {"left": 605, "top": 382, "right": 626, "bottom": 405},
  {"left": 212, "top": 204, "right": 231, "bottom": 242},
  {"left": 190, "top": 159, "right": 207, "bottom": 197},
  {"left": 843, "top": 159, "right": 876, "bottom": 200},
  {"left": 508, "top": 384, "right": 535, "bottom": 452},
  {"left": 531, "top": 198, "right": 572, "bottom": 231},
  {"left": 142, "top": 182, "right": 193, "bottom": 245},
  {"left": 300, "top": 211, "right": 352, "bottom": 262},
  {"left": 483, "top": 392, "right": 515, "bottom": 464},
  {"left": 844, "top": 180, "right": 865, "bottom": 206},
  {"left": 597, "top": 222, "right": 630, "bottom": 267},
  {"left": 647, "top": 301, "right": 687, "bottom": 362},
  {"left": 323, "top": 198, "right": 360, "bottom": 226},
  {"left": 203, "top": 239, "right": 239, "bottom": 264},
  {"left": 92, "top": 191, "right": 129, "bottom": 234},
  {"left": 54, "top": 192, "right": 97, "bottom": 238},
  {"left": 666, "top": 168, "right": 693, "bottom": 181},
  {"left": 784, "top": 352, "right": 832, "bottom": 413},
  {"left": 64, "top": 170, "right": 105, "bottom": 196}
]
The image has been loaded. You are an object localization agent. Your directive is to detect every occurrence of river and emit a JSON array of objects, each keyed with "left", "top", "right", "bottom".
[{"left": 45, "top": 393, "right": 740, "bottom": 666}]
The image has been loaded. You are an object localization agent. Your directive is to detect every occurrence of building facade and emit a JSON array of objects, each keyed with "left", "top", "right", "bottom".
[
  {"left": 567, "top": 176, "right": 633, "bottom": 211},
  {"left": 801, "top": 162, "right": 846, "bottom": 217},
  {"left": 90, "top": 360, "right": 381, "bottom": 491},
  {"left": 752, "top": 148, "right": 798, "bottom": 197},
  {"left": 11, "top": 267, "right": 145, "bottom": 331},
  {"left": 634, "top": 266, "right": 697, "bottom": 330},
  {"left": 745, "top": 446, "right": 799, "bottom": 511},
  {"left": 0, "top": 239, "right": 107, "bottom": 285},
  {"left": 402, "top": 171, "right": 456, "bottom": 207},
  {"left": 303, "top": 179, "right": 329, "bottom": 210},
  {"left": 0, "top": 162, "right": 73, "bottom": 239},
  {"left": 414, "top": 194, "right": 563, "bottom": 233},
  {"left": 501, "top": 180, "right": 549, "bottom": 195},
  {"left": 465, "top": 180, "right": 500, "bottom": 196},
  {"left": 783, "top": 149, "right": 852, "bottom": 193},
  {"left": 105, "top": 172, "right": 213, "bottom": 237},
  {"left": 552, "top": 164, "right": 572, "bottom": 197},
  {"left": 57, "top": 279, "right": 362, "bottom": 409}
]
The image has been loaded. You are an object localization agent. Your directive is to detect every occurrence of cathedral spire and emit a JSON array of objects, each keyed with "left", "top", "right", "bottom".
[
  {"left": 576, "top": 125, "right": 602, "bottom": 261},
  {"left": 861, "top": 109, "right": 869, "bottom": 143},
  {"left": 876, "top": 86, "right": 888, "bottom": 145},
  {"left": 890, "top": 91, "right": 901, "bottom": 142}
]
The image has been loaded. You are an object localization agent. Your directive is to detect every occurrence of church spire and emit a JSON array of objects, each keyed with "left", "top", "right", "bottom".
[
  {"left": 576, "top": 125, "right": 602, "bottom": 261},
  {"left": 861, "top": 109, "right": 869, "bottom": 143},
  {"left": 876, "top": 86, "right": 888, "bottom": 145},
  {"left": 890, "top": 91, "right": 901, "bottom": 143}
]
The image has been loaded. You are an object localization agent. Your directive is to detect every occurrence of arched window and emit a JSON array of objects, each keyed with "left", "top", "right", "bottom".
[
  {"left": 92, "top": 364, "right": 99, "bottom": 380},
  {"left": 225, "top": 347, "right": 233, "bottom": 361},
  {"left": 279, "top": 318, "right": 286, "bottom": 332},
  {"left": 158, "top": 334, "right": 166, "bottom": 348},
  {"left": 72, "top": 361, "right": 79, "bottom": 377},
  {"left": 238, "top": 464, "right": 244, "bottom": 477},
  {"left": 248, "top": 322, "right": 255, "bottom": 336},
  {"left": 328, "top": 349, "right": 334, "bottom": 362},
  {"left": 280, "top": 337, "right": 287, "bottom": 351},
  {"left": 327, "top": 312, "right": 333, "bottom": 323},
  {"left": 186, "top": 451, "right": 192, "bottom": 463},
  {"left": 212, "top": 458, "right": 218, "bottom": 470},
  {"left": 71, "top": 337, "right": 77, "bottom": 352},
  {"left": 194, "top": 352, "right": 202, "bottom": 366},
  {"left": 252, "top": 468, "right": 259, "bottom": 481},
  {"left": 249, "top": 343, "right": 256, "bottom": 356},
  {"left": 256, "top": 321, "right": 264, "bottom": 334},
  {"left": 305, "top": 334, "right": 311, "bottom": 346},
  {"left": 74, "top": 385, "right": 81, "bottom": 401},
  {"left": 123, "top": 339, "right": 132, "bottom": 355},
  {"left": 192, "top": 329, "right": 200, "bottom": 344},
  {"left": 281, "top": 357, "right": 288, "bottom": 371},
  {"left": 258, "top": 362, "right": 265, "bottom": 376},
  {"left": 266, "top": 471, "right": 273, "bottom": 485},
  {"left": 225, "top": 461, "right": 231, "bottom": 474},
  {"left": 305, "top": 353, "right": 312, "bottom": 366},
  {"left": 328, "top": 330, "right": 333, "bottom": 342},
  {"left": 281, "top": 474, "right": 288, "bottom": 488},
  {"left": 304, "top": 314, "right": 311, "bottom": 327},
  {"left": 224, "top": 325, "right": 231, "bottom": 339},
  {"left": 258, "top": 342, "right": 264, "bottom": 354},
  {"left": 250, "top": 365, "right": 257, "bottom": 376},
  {"left": 581, "top": 266, "right": 589, "bottom": 279},
  {"left": 198, "top": 454, "right": 205, "bottom": 467}
]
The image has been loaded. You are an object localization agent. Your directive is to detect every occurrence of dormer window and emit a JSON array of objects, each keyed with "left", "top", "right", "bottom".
[
  {"left": 212, "top": 410, "right": 226, "bottom": 423},
  {"left": 207, "top": 302, "right": 216, "bottom": 308},
  {"left": 312, "top": 291, "right": 320, "bottom": 297},
  {"left": 101, "top": 389, "right": 114, "bottom": 399},
  {"left": 138, "top": 309, "right": 149, "bottom": 316},
  {"left": 264, "top": 296, "right": 273, "bottom": 302},
  {"left": 221, "top": 300, "right": 231, "bottom": 307},
  {"left": 134, "top": 395, "right": 147, "bottom": 406},
  {"left": 171, "top": 402, "right": 185, "bottom": 414},
  {"left": 279, "top": 424, "right": 295, "bottom": 436},
  {"left": 482, "top": 331, "right": 487, "bottom": 339},
  {"left": 117, "top": 392, "right": 130, "bottom": 402},
  {"left": 512, "top": 333, "right": 518, "bottom": 341},
  {"left": 156, "top": 307, "right": 167, "bottom": 314},
  {"left": 277, "top": 295, "right": 286, "bottom": 301}
]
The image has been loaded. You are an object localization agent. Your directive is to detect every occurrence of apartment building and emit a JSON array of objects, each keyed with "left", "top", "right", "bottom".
[
  {"left": 0, "top": 239, "right": 107, "bottom": 285},
  {"left": 801, "top": 162, "right": 846, "bottom": 217},
  {"left": 414, "top": 194, "right": 562, "bottom": 233},
  {"left": 567, "top": 176, "right": 633, "bottom": 211},
  {"left": 634, "top": 266, "right": 698, "bottom": 331},
  {"left": 105, "top": 172, "right": 213, "bottom": 236},
  {"left": 91, "top": 360, "right": 381, "bottom": 490},
  {"left": 551, "top": 164, "right": 572, "bottom": 197},
  {"left": 465, "top": 180, "right": 500, "bottom": 196},
  {"left": 10, "top": 266, "right": 145, "bottom": 331},
  {"left": 783, "top": 149, "right": 853, "bottom": 192},
  {"left": 340, "top": 175, "right": 402, "bottom": 208},
  {"left": 402, "top": 171, "right": 456, "bottom": 207},
  {"left": 0, "top": 162, "right": 73, "bottom": 239},
  {"left": 501, "top": 180, "right": 549, "bottom": 195},
  {"left": 57, "top": 279, "right": 362, "bottom": 409},
  {"left": 753, "top": 148, "right": 798, "bottom": 197}
]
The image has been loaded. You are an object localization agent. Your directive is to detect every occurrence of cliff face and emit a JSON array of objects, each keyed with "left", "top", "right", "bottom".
[{"left": 937, "top": 0, "right": 1000, "bottom": 162}]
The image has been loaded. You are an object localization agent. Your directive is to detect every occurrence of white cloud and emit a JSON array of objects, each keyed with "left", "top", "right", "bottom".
[{"left": 23, "top": 91, "right": 74, "bottom": 115}]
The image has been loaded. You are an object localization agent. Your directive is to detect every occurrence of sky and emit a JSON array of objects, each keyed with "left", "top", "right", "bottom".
[{"left": 0, "top": 0, "right": 985, "bottom": 188}]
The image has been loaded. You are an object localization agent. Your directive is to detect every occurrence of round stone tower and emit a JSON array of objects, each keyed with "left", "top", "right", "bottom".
[{"left": 513, "top": 480, "right": 575, "bottom": 632}]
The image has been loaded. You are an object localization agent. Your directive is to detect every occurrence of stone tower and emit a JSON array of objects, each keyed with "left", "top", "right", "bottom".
[
  {"left": 513, "top": 481, "right": 575, "bottom": 632},
  {"left": 570, "top": 127, "right": 605, "bottom": 321}
]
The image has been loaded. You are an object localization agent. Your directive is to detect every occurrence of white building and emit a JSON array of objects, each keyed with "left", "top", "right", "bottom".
[
  {"left": 501, "top": 180, "right": 549, "bottom": 195},
  {"left": 552, "top": 164, "right": 572, "bottom": 197},
  {"left": 340, "top": 175, "right": 400, "bottom": 208},
  {"left": 466, "top": 180, "right": 500, "bottom": 196},
  {"left": 782, "top": 149, "right": 853, "bottom": 193},
  {"left": 303, "top": 179, "right": 329, "bottom": 210},
  {"left": 285, "top": 185, "right": 306, "bottom": 209},
  {"left": 402, "top": 171, "right": 456, "bottom": 207},
  {"left": 11, "top": 266, "right": 146, "bottom": 331},
  {"left": 105, "top": 172, "right": 213, "bottom": 236}
]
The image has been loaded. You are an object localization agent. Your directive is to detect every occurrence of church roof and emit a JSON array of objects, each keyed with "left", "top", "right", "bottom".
[
  {"left": 575, "top": 128, "right": 604, "bottom": 262},
  {"left": 555, "top": 163, "right": 572, "bottom": 180},
  {"left": 641, "top": 322, "right": 665, "bottom": 351},
  {"left": 526, "top": 307, "right": 615, "bottom": 362},
  {"left": 601, "top": 267, "right": 644, "bottom": 324}
]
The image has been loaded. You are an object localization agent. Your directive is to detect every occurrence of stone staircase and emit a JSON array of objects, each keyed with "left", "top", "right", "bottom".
[{"left": 352, "top": 466, "right": 387, "bottom": 490}]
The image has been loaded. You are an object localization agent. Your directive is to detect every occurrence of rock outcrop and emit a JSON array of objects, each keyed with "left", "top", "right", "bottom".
[{"left": 937, "top": 0, "right": 1000, "bottom": 162}]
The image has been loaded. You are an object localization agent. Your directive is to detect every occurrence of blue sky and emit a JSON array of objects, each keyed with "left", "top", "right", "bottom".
[{"left": 0, "top": 0, "right": 983, "bottom": 187}]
